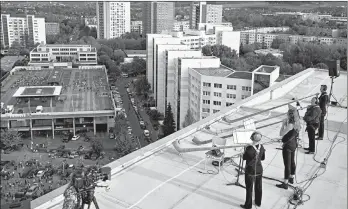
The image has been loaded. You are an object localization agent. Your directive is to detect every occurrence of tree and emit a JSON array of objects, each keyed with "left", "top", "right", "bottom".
[
  {"left": 90, "top": 139, "right": 103, "bottom": 156},
  {"left": 0, "top": 130, "right": 22, "bottom": 150},
  {"left": 114, "top": 135, "right": 138, "bottom": 157},
  {"left": 7, "top": 41, "right": 22, "bottom": 55},
  {"left": 314, "top": 63, "right": 329, "bottom": 69},
  {"left": 135, "top": 76, "right": 151, "bottom": 96},
  {"left": 163, "top": 103, "right": 176, "bottom": 136},
  {"left": 19, "top": 48, "right": 30, "bottom": 57},
  {"left": 271, "top": 38, "right": 284, "bottom": 49},
  {"left": 132, "top": 57, "right": 146, "bottom": 74},
  {"left": 182, "top": 109, "right": 196, "bottom": 128},
  {"left": 114, "top": 114, "right": 126, "bottom": 136}
]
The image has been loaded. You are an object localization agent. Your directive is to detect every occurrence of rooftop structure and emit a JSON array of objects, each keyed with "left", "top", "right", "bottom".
[
  {"left": 192, "top": 65, "right": 233, "bottom": 77},
  {"left": 13, "top": 86, "right": 62, "bottom": 97},
  {"left": 32, "top": 68, "right": 347, "bottom": 209},
  {"left": 254, "top": 49, "right": 283, "bottom": 58}
]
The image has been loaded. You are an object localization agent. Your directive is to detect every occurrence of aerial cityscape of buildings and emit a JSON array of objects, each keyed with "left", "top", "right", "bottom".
[{"left": 0, "top": 1, "right": 347, "bottom": 209}]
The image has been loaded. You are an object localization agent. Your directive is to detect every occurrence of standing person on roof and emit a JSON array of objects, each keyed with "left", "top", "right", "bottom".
[
  {"left": 303, "top": 97, "right": 322, "bottom": 154},
  {"left": 240, "top": 131, "right": 265, "bottom": 209},
  {"left": 276, "top": 105, "right": 301, "bottom": 189},
  {"left": 317, "top": 85, "right": 329, "bottom": 140}
]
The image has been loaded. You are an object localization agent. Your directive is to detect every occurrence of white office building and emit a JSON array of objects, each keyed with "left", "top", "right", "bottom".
[
  {"left": 96, "top": 2, "right": 130, "bottom": 39},
  {"left": 29, "top": 44, "right": 98, "bottom": 67},
  {"left": 1, "top": 14, "right": 46, "bottom": 48},
  {"left": 173, "top": 21, "right": 190, "bottom": 32}
]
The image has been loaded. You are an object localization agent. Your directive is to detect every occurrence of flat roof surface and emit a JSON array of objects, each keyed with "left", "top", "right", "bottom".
[
  {"left": 227, "top": 71, "right": 253, "bottom": 80},
  {"left": 1, "top": 68, "right": 113, "bottom": 113},
  {"left": 192, "top": 65, "right": 234, "bottom": 77},
  {"left": 33, "top": 69, "right": 347, "bottom": 209},
  {"left": 255, "top": 65, "right": 278, "bottom": 73},
  {"left": 0, "top": 56, "right": 24, "bottom": 72},
  {"left": 13, "top": 86, "right": 62, "bottom": 97}
]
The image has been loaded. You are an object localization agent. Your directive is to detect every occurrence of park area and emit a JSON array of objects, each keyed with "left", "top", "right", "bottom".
[{"left": 0, "top": 130, "right": 135, "bottom": 206}]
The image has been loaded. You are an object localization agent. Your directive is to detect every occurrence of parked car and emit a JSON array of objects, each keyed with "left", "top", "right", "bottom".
[
  {"left": 71, "top": 135, "right": 80, "bottom": 141},
  {"left": 36, "top": 170, "right": 45, "bottom": 179},
  {"left": 109, "top": 133, "right": 115, "bottom": 139},
  {"left": 26, "top": 185, "right": 39, "bottom": 199},
  {"left": 144, "top": 130, "right": 150, "bottom": 137},
  {"left": 140, "top": 121, "right": 145, "bottom": 129}
]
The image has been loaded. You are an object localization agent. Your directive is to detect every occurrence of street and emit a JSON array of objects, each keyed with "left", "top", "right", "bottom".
[{"left": 115, "top": 77, "right": 158, "bottom": 148}]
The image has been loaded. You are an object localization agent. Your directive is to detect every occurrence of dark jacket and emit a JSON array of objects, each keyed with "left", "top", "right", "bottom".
[
  {"left": 319, "top": 92, "right": 329, "bottom": 115},
  {"left": 243, "top": 144, "right": 265, "bottom": 175},
  {"left": 282, "top": 129, "right": 299, "bottom": 152},
  {"left": 303, "top": 105, "right": 322, "bottom": 126}
]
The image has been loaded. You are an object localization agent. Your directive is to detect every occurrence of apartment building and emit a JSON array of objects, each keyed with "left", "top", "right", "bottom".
[
  {"left": 1, "top": 14, "right": 46, "bottom": 48},
  {"left": 173, "top": 20, "right": 190, "bottom": 32},
  {"left": 142, "top": 2, "right": 175, "bottom": 36},
  {"left": 96, "top": 2, "right": 131, "bottom": 39},
  {"left": 29, "top": 44, "right": 97, "bottom": 67},
  {"left": 201, "top": 4, "right": 223, "bottom": 25},
  {"left": 45, "top": 22, "right": 60, "bottom": 35},
  {"left": 188, "top": 65, "right": 281, "bottom": 123},
  {"left": 240, "top": 30, "right": 348, "bottom": 48},
  {"left": 189, "top": 1, "right": 206, "bottom": 29},
  {"left": 82, "top": 16, "right": 98, "bottom": 29},
  {"left": 131, "top": 20, "right": 142, "bottom": 34},
  {"left": 189, "top": 2, "right": 223, "bottom": 29}
]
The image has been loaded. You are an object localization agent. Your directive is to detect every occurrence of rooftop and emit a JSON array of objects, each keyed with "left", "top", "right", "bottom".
[
  {"left": 1, "top": 68, "right": 113, "bottom": 114},
  {"left": 254, "top": 65, "right": 279, "bottom": 73},
  {"left": 227, "top": 71, "right": 253, "bottom": 80},
  {"left": 0, "top": 56, "right": 25, "bottom": 72},
  {"left": 124, "top": 50, "right": 147, "bottom": 55},
  {"left": 192, "top": 65, "right": 234, "bottom": 77},
  {"left": 33, "top": 69, "right": 347, "bottom": 209},
  {"left": 13, "top": 86, "right": 62, "bottom": 97}
]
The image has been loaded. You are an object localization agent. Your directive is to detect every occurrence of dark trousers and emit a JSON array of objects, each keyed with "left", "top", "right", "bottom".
[
  {"left": 244, "top": 173, "right": 262, "bottom": 209},
  {"left": 307, "top": 125, "right": 316, "bottom": 152},
  {"left": 282, "top": 149, "right": 296, "bottom": 179},
  {"left": 318, "top": 115, "right": 325, "bottom": 138}
]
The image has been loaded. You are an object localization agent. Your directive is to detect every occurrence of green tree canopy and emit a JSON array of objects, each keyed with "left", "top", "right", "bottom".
[
  {"left": 163, "top": 103, "right": 176, "bottom": 136},
  {"left": 182, "top": 109, "right": 196, "bottom": 128}
]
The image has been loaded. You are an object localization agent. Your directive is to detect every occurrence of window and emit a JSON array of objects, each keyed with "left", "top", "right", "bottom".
[
  {"left": 242, "top": 86, "right": 252, "bottom": 92},
  {"left": 214, "top": 83, "right": 222, "bottom": 88},
  {"left": 242, "top": 95, "right": 248, "bottom": 99},
  {"left": 213, "top": 109, "right": 220, "bottom": 113},
  {"left": 203, "top": 82, "right": 211, "bottom": 87},
  {"left": 227, "top": 85, "right": 236, "bottom": 90},
  {"left": 227, "top": 93, "right": 236, "bottom": 99},
  {"left": 226, "top": 102, "right": 234, "bottom": 107},
  {"left": 203, "top": 91, "right": 210, "bottom": 96},
  {"left": 213, "top": 101, "right": 221, "bottom": 106},
  {"left": 214, "top": 92, "right": 222, "bottom": 97},
  {"left": 202, "top": 108, "right": 210, "bottom": 113},
  {"left": 203, "top": 100, "right": 210, "bottom": 104}
]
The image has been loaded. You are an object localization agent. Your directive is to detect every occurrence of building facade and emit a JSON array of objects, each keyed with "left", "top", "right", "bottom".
[
  {"left": 96, "top": 2, "right": 131, "bottom": 39},
  {"left": 240, "top": 31, "right": 348, "bottom": 48},
  {"left": 29, "top": 44, "right": 98, "bottom": 67},
  {"left": 201, "top": 4, "right": 223, "bottom": 25},
  {"left": 173, "top": 21, "right": 190, "bottom": 32},
  {"left": 142, "top": 2, "right": 175, "bottom": 36},
  {"left": 131, "top": 20, "right": 143, "bottom": 34},
  {"left": 189, "top": 1, "right": 206, "bottom": 29},
  {"left": 1, "top": 14, "right": 46, "bottom": 48},
  {"left": 45, "top": 22, "right": 60, "bottom": 35}
]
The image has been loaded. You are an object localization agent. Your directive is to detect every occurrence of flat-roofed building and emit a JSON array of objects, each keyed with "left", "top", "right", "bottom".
[
  {"left": 0, "top": 66, "right": 118, "bottom": 138},
  {"left": 45, "top": 22, "right": 60, "bottom": 35},
  {"left": 29, "top": 44, "right": 98, "bottom": 67},
  {"left": 173, "top": 20, "right": 190, "bottom": 32}
]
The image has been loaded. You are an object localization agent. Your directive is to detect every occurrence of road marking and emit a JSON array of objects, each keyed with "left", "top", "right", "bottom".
[{"left": 127, "top": 159, "right": 205, "bottom": 209}]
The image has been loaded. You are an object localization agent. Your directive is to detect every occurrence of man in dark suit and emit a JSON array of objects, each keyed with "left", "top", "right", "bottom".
[
  {"left": 240, "top": 131, "right": 265, "bottom": 209},
  {"left": 303, "top": 97, "right": 322, "bottom": 154},
  {"left": 317, "top": 85, "right": 329, "bottom": 140}
]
